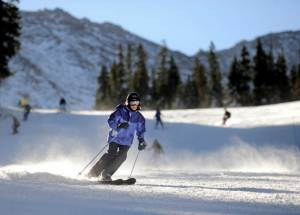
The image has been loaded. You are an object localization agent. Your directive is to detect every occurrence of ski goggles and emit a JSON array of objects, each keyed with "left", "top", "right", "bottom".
[{"left": 129, "top": 101, "right": 140, "bottom": 106}]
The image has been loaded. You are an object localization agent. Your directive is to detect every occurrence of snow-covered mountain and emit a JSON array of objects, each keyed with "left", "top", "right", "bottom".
[
  {"left": 1, "top": 8, "right": 300, "bottom": 109},
  {"left": 214, "top": 30, "right": 300, "bottom": 75},
  {"left": 1, "top": 8, "right": 193, "bottom": 109}
]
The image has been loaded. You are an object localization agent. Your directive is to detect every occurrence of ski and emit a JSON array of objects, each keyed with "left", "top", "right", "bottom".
[{"left": 98, "top": 178, "right": 136, "bottom": 185}]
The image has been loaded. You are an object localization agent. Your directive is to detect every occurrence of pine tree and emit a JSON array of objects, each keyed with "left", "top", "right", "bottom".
[
  {"left": 116, "top": 44, "right": 127, "bottom": 102},
  {"left": 192, "top": 56, "right": 209, "bottom": 107},
  {"left": 108, "top": 62, "right": 119, "bottom": 104},
  {"left": 253, "top": 39, "right": 269, "bottom": 105},
  {"left": 156, "top": 46, "right": 169, "bottom": 107},
  {"left": 149, "top": 68, "right": 159, "bottom": 107},
  {"left": 166, "top": 55, "right": 181, "bottom": 108},
  {"left": 181, "top": 75, "right": 198, "bottom": 108},
  {"left": 125, "top": 43, "right": 133, "bottom": 90},
  {"left": 290, "top": 65, "right": 300, "bottom": 100},
  {"left": 228, "top": 46, "right": 253, "bottom": 106},
  {"left": 238, "top": 46, "right": 253, "bottom": 105},
  {"left": 132, "top": 44, "right": 149, "bottom": 101},
  {"left": 274, "top": 53, "right": 290, "bottom": 102},
  {"left": 0, "top": 0, "right": 20, "bottom": 81},
  {"left": 228, "top": 56, "right": 241, "bottom": 104},
  {"left": 95, "top": 65, "right": 110, "bottom": 108},
  {"left": 266, "top": 50, "right": 277, "bottom": 103},
  {"left": 207, "top": 42, "right": 223, "bottom": 106}
]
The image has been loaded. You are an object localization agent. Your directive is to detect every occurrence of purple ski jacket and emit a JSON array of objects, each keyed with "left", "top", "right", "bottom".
[{"left": 107, "top": 104, "right": 146, "bottom": 146}]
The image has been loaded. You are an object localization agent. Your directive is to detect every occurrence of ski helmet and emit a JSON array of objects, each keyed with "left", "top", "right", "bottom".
[{"left": 126, "top": 92, "right": 141, "bottom": 110}]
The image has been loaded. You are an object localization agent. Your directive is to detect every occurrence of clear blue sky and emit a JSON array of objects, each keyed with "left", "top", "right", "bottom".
[{"left": 19, "top": 0, "right": 300, "bottom": 55}]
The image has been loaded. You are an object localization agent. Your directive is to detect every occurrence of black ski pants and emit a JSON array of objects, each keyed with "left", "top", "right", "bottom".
[{"left": 88, "top": 142, "right": 130, "bottom": 177}]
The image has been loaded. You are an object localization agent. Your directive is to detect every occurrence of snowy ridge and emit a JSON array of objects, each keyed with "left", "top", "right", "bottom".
[
  {"left": 0, "top": 8, "right": 192, "bottom": 110},
  {"left": 0, "top": 9, "right": 299, "bottom": 109}
]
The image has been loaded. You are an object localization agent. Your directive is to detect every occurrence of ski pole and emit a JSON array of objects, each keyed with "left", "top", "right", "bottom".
[
  {"left": 129, "top": 150, "right": 140, "bottom": 178},
  {"left": 78, "top": 143, "right": 108, "bottom": 176}
]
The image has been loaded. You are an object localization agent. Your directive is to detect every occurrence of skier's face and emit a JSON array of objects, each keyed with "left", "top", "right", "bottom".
[{"left": 129, "top": 101, "right": 139, "bottom": 111}]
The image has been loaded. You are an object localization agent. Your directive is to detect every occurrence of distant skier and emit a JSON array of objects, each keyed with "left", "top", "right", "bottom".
[
  {"left": 87, "top": 92, "right": 147, "bottom": 181},
  {"left": 149, "top": 139, "right": 164, "bottom": 156},
  {"left": 147, "top": 139, "right": 166, "bottom": 167},
  {"left": 0, "top": 112, "right": 20, "bottom": 135},
  {"left": 222, "top": 108, "right": 231, "bottom": 125},
  {"left": 59, "top": 97, "right": 67, "bottom": 111},
  {"left": 155, "top": 107, "right": 164, "bottom": 129},
  {"left": 18, "top": 96, "right": 28, "bottom": 107},
  {"left": 19, "top": 96, "right": 31, "bottom": 121},
  {"left": 23, "top": 104, "right": 31, "bottom": 121},
  {"left": 12, "top": 115, "right": 20, "bottom": 135}
]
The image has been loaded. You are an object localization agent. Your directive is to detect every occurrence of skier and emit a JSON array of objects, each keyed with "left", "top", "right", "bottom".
[
  {"left": 87, "top": 92, "right": 147, "bottom": 181},
  {"left": 222, "top": 107, "right": 231, "bottom": 125},
  {"left": 155, "top": 107, "right": 164, "bottom": 129},
  {"left": 12, "top": 115, "right": 20, "bottom": 135},
  {"left": 147, "top": 139, "right": 166, "bottom": 168},
  {"left": 59, "top": 97, "right": 67, "bottom": 111},
  {"left": 23, "top": 104, "right": 31, "bottom": 121},
  {"left": 0, "top": 111, "right": 20, "bottom": 135},
  {"left": 18, "top": 96, "right": 28, "bottom": 108},
  {"left": 149, "top": 139, "right": 164, "bottom": 156},
  {"left": 19, "top": 96, "right": 31, "bottom": 121}
]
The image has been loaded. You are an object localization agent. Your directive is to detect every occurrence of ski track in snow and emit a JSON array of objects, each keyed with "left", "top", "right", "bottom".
[
  {"left": 0, "top": 171, "right": 300, "bottom": 215},
  {"left": 1, "top": 102, "right": 300, "bottom": 214}
]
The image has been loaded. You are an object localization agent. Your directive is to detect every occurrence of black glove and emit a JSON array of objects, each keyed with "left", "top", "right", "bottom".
[
  {"left": 138, "top": 140, "right": 147, "bottom": 151},
  {"left": 118, "top": 122, "right": 129, "bottom": 129}
]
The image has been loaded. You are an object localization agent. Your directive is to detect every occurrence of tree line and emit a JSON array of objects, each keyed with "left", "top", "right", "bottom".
[
  {"left": 95, "top": 40, "right": 300, "bottom": 109},
  {"left": 95, "top": 42, "right": 224, "bottom": 109},
  {"left": 0, "top": 0, "right": 20, "bottom": 82},
  {"left": 228, "top": 39, "right": 300, "bottom": 106}
]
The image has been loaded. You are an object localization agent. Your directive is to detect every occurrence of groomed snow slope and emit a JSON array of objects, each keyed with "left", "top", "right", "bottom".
[{"left": 0, "top": 101, "right": 300, "bottom": 214}]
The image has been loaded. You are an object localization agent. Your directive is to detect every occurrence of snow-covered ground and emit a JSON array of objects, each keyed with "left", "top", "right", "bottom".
[{"left": 0, "top": 102, "right": 300, "bottom": 214}]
